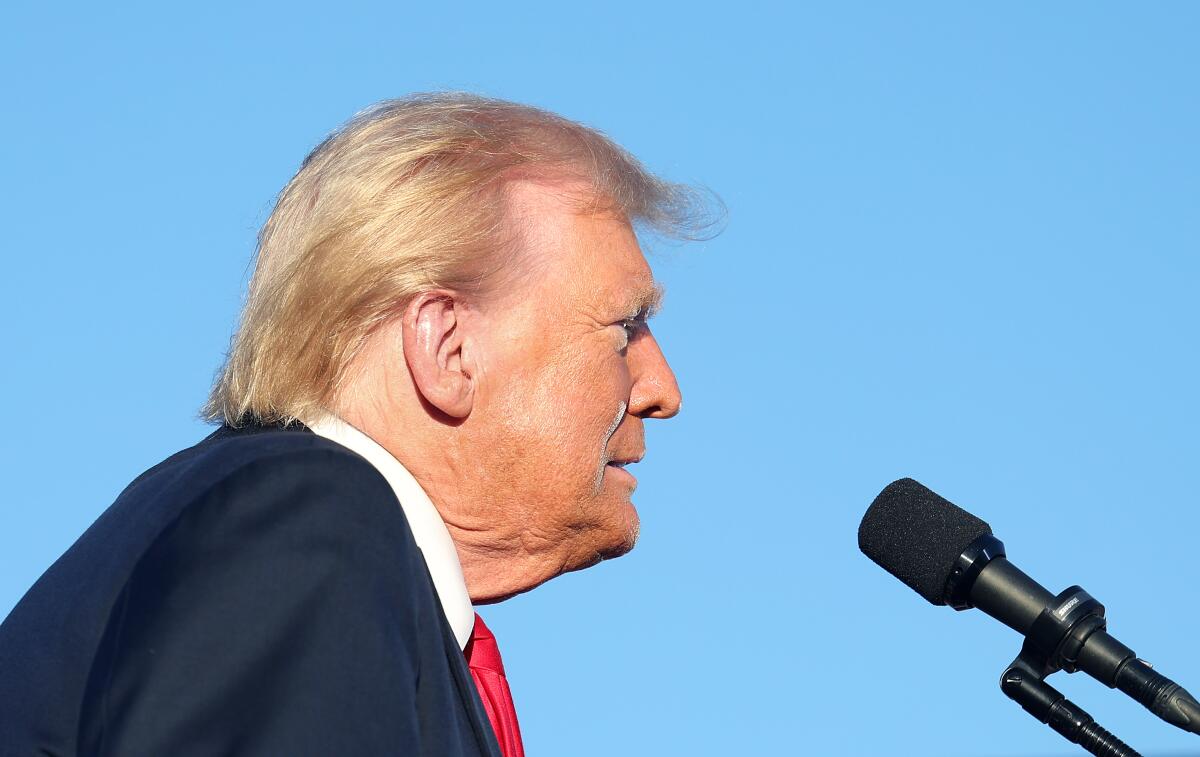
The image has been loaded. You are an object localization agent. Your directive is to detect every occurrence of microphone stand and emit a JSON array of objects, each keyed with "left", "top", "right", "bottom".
[{"left": 996, "top": 585, "right": 1139, "bottom": 757}]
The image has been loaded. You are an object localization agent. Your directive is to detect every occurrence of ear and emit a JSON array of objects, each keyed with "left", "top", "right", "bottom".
[{"left": 402, "top": 291, "right": 475, "bottom": 419}]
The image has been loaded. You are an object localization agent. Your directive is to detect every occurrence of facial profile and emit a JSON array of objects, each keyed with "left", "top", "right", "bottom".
[{"left": 460, "top": 179, "right": 683, "bottom": 580}]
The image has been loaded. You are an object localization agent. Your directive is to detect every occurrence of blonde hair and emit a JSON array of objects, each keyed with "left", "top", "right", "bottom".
[{"left": 204, "top": 92, "right": 717, "bottom": 426}]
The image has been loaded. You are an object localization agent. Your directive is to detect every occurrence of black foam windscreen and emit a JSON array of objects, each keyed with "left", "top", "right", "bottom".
[{"left": 858, "top": 478, "right": 993, "bottom": 606}]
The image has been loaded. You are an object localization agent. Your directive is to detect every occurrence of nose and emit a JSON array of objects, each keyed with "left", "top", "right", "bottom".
[{"left": 628, "top": 328, "right": 682, "bottom": 419}]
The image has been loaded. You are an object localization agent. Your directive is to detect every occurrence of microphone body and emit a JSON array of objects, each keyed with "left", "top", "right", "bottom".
[
  {"left": 965, "top": 554, "right": 1053, "bottom": 634},
  {"left": 859, "top": 478, "right": 1200, "bottom": 737}
]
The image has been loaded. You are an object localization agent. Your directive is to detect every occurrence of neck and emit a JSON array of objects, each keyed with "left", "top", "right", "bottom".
[
  {"left": 445, "top": 522, "right": 592, "bottom": 604},
  {"left": 338, "top": 400, "right": 576, "bottom": 604}
]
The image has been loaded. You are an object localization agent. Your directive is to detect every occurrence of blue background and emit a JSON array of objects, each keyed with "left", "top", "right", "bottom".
[{"left": 2, "top": 3, "right": 1197, "bottom": 755}]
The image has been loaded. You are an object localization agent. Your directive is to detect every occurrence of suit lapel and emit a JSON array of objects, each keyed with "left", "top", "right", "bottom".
[
  {"left": 412, "top": 555, "right": 502, "bottom": 757},
  {"left": 440, "top": 613, "right": 504, "bottom": 757}
]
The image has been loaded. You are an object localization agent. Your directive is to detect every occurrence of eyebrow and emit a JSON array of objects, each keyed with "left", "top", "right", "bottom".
[{"left": 623, "top": 281, "right": 665, "bottom": 319}]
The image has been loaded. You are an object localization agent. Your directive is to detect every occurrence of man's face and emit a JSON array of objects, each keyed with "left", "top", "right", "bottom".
[{"left": 468, "top": 181, "right": 682, "bottom": 575}]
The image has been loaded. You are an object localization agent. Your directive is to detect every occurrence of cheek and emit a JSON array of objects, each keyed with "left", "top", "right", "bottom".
[
  {"left": 494, "top": 366, "right": 626, "bottom": 484},
  {"left": 527, "top": 369, "right": 620, "bottom": 458},
  {"left": 482, "top": 335, "right": 632, "bottom": 467}
]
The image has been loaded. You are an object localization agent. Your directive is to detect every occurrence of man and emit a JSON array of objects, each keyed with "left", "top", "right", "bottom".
[{"left": 0, "top": 93, "right": 712, "bottom": 755}]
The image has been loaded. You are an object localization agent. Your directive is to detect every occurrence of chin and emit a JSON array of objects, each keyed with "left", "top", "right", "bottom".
[
  {"left": 597, "top": 500, "right": 640, "bottom": 560},
  {"left": 563, "top": 500, "right": 640, "bottom": 573}
]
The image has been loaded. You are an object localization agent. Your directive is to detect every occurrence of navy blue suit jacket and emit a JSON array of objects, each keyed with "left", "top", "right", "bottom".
[{"left": 0, "top": 423, "right": 502, "bottom": 756}]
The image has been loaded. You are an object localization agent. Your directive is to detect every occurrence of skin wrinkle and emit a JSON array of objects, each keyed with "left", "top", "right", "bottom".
[
  {"left": 594, "top": 400, "right": 628, "bottom": 491},
  {"left": 335, "top": 178, "right": 681, "bottom": 603}
]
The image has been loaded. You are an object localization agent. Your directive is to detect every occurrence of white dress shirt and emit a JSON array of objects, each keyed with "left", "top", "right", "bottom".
[{"left": 307, "top": 414, "right": 475, "bottom": 650}]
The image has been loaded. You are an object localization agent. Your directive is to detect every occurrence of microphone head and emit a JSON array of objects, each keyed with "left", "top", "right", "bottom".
[{"left": 858, "top": 478, "right": 993, "bottom": 605}]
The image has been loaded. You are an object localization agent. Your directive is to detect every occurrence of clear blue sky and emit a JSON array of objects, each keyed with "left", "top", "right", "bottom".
[{"left": 2, "top": 3, "right": 1197, "bottom": 755}]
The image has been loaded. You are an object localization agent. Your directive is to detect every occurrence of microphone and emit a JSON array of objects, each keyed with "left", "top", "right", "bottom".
[{"left": 858, "top": 478, "right": 1200, "bottom": 740}]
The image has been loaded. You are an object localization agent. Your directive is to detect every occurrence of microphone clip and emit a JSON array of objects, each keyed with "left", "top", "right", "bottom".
[
  {"left": 999, "top": 586, "right": 1141, "bottom": 756},
  {"left": 1025, "top": 585, "right": 1108, "bottom": 676}
]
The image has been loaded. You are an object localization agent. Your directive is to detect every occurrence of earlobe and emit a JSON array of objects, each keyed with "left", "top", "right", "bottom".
[{"left": 402, "top": 292, "right": 475, "bottom": 420}]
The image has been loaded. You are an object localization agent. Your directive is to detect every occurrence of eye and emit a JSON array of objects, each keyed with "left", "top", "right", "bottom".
[
  {"left": 611, "top": 318, "right": 642, "bottom": 351},
  {"left": 613, "top": 316, "right": 649, "bottom": 352}
]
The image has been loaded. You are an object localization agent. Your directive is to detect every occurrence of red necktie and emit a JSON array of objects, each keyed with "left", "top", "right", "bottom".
[{"left": 465, "top": 613, "right": 525, "bottom": 757}]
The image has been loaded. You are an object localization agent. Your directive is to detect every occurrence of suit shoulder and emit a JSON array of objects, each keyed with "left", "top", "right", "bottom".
[
  {"left": 149, "top": 429, "right": 414, "bottom": 557},
  {"left": 125, "top": 426, "right": 377, "bottom": 498},
  {"left": 0, "top": 428, "right": 424, "bottom": 756},
  {"left": 73, "top": 436, "right": 447, "bottom": 757},
  {"left": 28, "top": 426, "right": 416, "bottom": 628},
  {"left": 142, "top": 434, "right": 418, "bottom": 575},
  {"left": 187, "top": 436, "right": 409, "bottom": 536}
]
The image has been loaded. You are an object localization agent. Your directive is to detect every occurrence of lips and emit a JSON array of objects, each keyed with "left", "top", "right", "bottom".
[
  {"left": 605, "top": 452, "right": 644, "bottom": 468},
  {"left": 604, "top": 451, "right": 643, "bottom": 487}
]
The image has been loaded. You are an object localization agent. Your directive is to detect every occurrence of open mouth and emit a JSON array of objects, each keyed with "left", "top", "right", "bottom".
[
  {"left": 604, "top": 457, "right": 641, "bottom": 487},
  {"left": 605, "top": 454, "right": 642, "bottom": 469}
]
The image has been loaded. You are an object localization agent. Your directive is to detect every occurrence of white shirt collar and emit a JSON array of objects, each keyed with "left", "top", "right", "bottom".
[{"left": 306, "top": 414, "right": 475, "bottom": 650}]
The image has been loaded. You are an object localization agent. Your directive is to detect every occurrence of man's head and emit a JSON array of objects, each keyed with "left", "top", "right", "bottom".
[{"left": 207, "top": 93, "right": 715, "bottom": 600}]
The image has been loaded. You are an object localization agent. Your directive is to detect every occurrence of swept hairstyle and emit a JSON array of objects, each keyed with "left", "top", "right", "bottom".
[{"left": 204, "top": 92, "right": 718, "bottom": 426}]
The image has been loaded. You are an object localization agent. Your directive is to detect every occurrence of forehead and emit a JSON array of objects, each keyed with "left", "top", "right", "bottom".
[{"left": 504, "top": 180, "right": 660, "bottom": 314}]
